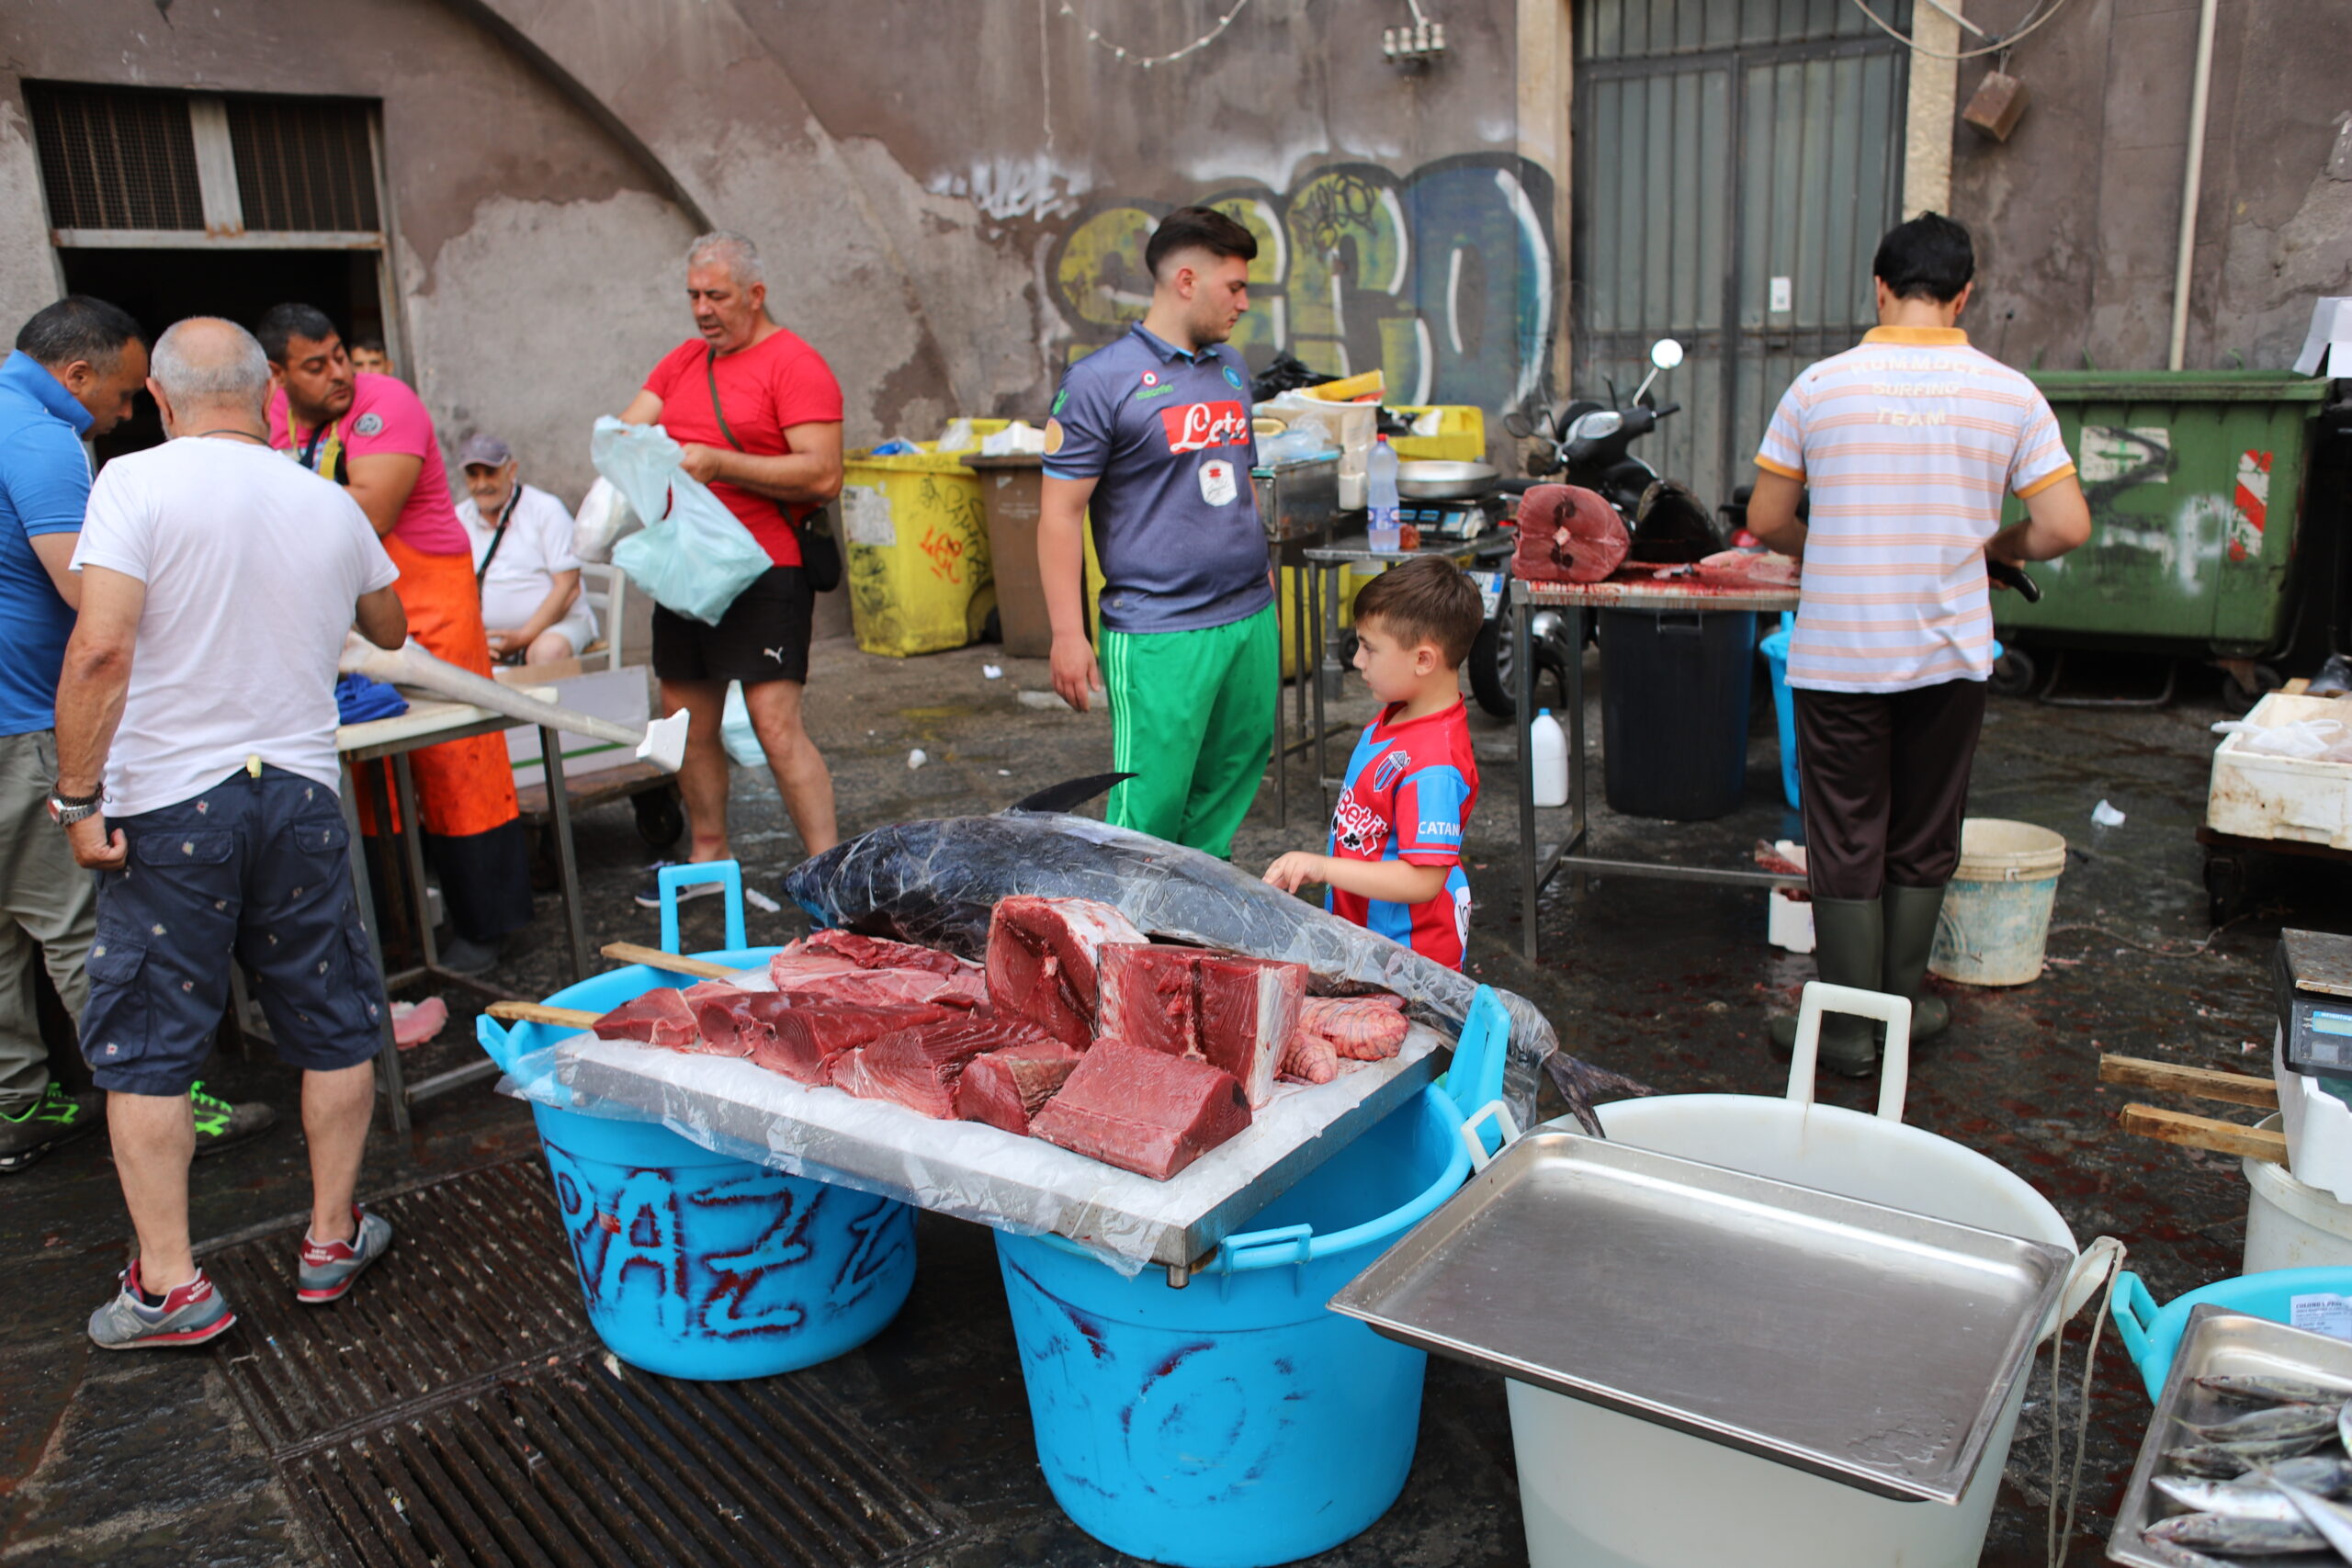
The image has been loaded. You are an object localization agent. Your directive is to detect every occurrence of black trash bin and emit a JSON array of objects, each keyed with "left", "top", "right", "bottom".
[{"left": 1598, "top": 607, "right": 1756, "bottom": 820}]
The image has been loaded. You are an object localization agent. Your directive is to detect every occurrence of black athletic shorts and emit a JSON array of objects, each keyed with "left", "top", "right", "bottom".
[{"left": 650, "top": 566, "right": 813, "bottom": 685}]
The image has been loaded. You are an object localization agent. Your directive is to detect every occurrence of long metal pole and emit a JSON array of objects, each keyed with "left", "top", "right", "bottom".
[{"left": 2166, "top": 0, "right": 2220, "bottom": 371}]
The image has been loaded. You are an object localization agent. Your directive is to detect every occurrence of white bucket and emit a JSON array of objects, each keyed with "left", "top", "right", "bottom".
[
  {"left": 2245, "top": 1113, "right": 2352, "bottom": 1273},
  {"left": 1526, "top": 983, "right": 2088, "bottom": 1568},
  {"left": 1928, "top": 818, "right": 2069, "bottom": 987}
]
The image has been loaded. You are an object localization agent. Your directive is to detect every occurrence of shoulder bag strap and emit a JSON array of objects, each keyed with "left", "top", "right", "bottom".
[
  {"left": 704, "top": 347, "right": 747, "bottom": 453},
  {"left": 475, "top": 485, "right": 520, "bottom": 586}
]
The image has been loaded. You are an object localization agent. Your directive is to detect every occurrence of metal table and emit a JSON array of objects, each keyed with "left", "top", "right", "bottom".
[
  {"left": 1511, "top": 576, "right": 1804, "bottom": 963},
  {"left": 1257, "top": 457, "right": 1342, "bottom": 829},
  {"left": 1305, "top": 532, "right": 1516, "bottom": 806},
  {"left": 336, "top": 699, "right": 591, "bottom": 1129}
]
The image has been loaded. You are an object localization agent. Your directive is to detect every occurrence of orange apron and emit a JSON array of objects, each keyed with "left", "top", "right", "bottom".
[{"left": 355, "top": 536, "right": 521, "bottom": 838}]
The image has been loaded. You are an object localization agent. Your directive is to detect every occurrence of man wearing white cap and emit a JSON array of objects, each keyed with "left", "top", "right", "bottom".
[{"left": 454, "top": 434, "right": 596, "bottom": 666}]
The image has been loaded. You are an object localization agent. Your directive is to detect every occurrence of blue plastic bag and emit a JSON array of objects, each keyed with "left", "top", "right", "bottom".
[{"left": 590, "top": 416, "right": 771, "bottom": 626}]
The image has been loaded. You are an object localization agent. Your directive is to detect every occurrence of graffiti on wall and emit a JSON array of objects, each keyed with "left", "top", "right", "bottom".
[{"left": 1046, "top": 152, "right": 1555, "bottom": 412}]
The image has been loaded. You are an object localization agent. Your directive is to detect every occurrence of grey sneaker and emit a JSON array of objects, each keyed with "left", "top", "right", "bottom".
[
  {"left": 297, "top": 1207, "right": 393, "bottom": 1304},
  {"left": 0, "top": 1083, "right": 103, "bottom": 1173},
  {"left": 87, "top": 1263, "right": 235, "bottom": 1349},
  {"left": 189, "top": 1080, "right": 277, "bottom": 1157}
]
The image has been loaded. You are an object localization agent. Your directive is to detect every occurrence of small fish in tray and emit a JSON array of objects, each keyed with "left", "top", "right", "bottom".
[
  {"left": 2183, "top": 1405, "right": 2346, "bottom": 1447},
  {"left": 2143, "top": 1511, "right": 2330, "bottom": 1554},
  {"left": 2200, "top": 1377, "right": 2352, "bottom": 1407}
]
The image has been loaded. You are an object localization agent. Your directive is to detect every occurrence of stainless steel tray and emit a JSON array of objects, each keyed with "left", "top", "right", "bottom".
[
  {"left": 1329, "top": 1131, "right": 2073, "bottom": 1503},
  {"left": 2108, "top": 1303, "right": 2352, "bottom": 1565}
]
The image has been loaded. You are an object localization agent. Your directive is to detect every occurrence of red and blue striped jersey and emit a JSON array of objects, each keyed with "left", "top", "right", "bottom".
[{"left": 1326, "top": 699, "right": 1479, "bottom": 970}]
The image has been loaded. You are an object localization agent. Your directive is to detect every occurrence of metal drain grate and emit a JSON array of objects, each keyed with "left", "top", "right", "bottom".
[
  {"left": 208, "top": 1158, "right": 594, "bottom": 1449},
  {"left": 283, "top": 1354, "right": 957, "bottom": 1568},
  {"left": 208, "top": 1157, "right": 957, "bottom": 1567}
]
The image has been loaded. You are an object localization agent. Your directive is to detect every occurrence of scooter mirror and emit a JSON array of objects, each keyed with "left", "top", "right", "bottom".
[
  {"left": 1650, "top": 338, "right": 1685, "bottom": 370},
  {"left": 1502, "top": 410, "right": 1536, "bottom": 439}
]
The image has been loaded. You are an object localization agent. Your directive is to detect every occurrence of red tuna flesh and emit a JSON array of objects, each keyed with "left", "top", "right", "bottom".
[
  {"left": 1510, "top": 484, "right": 1629, "bottom": 584},
  {"left": 751, "top": 1001, "right": 959, "bottom": 1085},
  {"left": 795, "top": 930, "right": 973, "bottom": 977},
  {"left": 1095, "top": 944, "right": 1306, "bottom": 1107},
  {"left": 1279, "top": 1029, "right": 1340, "bottom": 1084},
  {"left": 986, "top": 895, "right": 1146, "bottom": 1048},
  {"left": 831, "top": 1018, "right": 1059, "bottom": 1120},
  {"left": 1030, "top": 1041, "right": 1252, "bottom": 1180},
  {"left": 693, "top": 989, "right": 796, "bottom": 1058},
  {"left": 1299, "top": 994, "right": 1409, "bottom": 1062},
  {"left": 593, "top": 987, "right": 699, "bottom": 1048},
  {"left": 956, "top": 1039, "right": 1083, "bottom": 1134},
  {"left": 770, "top": 964, "right": 988, "bottom": 1011}
]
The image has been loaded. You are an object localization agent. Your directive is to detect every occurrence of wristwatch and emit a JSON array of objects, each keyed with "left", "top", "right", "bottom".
[{"left": 48, "top": 787, "right": 100, "bottom": 826}]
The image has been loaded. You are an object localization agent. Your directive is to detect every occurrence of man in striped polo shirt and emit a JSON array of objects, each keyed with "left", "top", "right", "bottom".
[{"left": 1747, "top": 213, "right": 2091, "bottom": 1076}]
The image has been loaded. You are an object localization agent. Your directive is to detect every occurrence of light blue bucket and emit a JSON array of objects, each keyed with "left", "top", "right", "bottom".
[
  {"left": 2112, "top": 1267, "right": 2352, "bottom": 1400},
  {"left": 476, "top": 862, "right": 917, "bottom": 1380},
  {"left": 1761, "top": 613, "right": 2000, "bottom": 813},
  {"left": 993, "top": 990, "right": 1511, "bottom": 1567}
]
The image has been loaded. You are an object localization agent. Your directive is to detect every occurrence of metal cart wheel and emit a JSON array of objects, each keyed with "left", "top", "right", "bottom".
[
  {"left": 633, "top": 784, "right": 685, "bottom": 850},
  {"left": 1989, "top": 647, "right": 2039, "bottom": 698},
  {"left": 2204, "top": 850, "right": 2247, "bottom": 927}
]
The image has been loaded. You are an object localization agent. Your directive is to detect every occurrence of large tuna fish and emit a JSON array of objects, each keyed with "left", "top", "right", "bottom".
[{"left": 783, "top": 776, "right": 1648, "bottom": 1131}]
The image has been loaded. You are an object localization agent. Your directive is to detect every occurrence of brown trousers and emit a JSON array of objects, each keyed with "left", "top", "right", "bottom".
[{"left": 1793, "top": 679, "right": 1987, "bottom": 901}]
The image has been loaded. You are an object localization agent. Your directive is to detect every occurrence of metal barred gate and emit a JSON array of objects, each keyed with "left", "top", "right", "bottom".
[{"left": 1572, "top": 0, "right": 1913, "bottom": 508}]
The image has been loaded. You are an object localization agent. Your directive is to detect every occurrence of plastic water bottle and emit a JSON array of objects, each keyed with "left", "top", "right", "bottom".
[
  {"left": 1366, "top": 435, "right": 1403, "bottom": 552},
  {"left": 1531, "top": 707, "right": 1568, "bottom": 807}
]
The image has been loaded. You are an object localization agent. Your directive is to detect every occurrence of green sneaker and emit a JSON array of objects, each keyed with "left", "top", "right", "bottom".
[
  {"left": 188, "top": 1080, "right": 278, "bottom": 1158},
  {"left": 0, "top": 1082, "right": 103, "bottom": 1174}
]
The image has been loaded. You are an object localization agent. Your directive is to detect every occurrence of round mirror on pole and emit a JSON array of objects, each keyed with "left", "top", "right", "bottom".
[{"left": 1650, "top": 338, "right": 1685, "bottom": 370}]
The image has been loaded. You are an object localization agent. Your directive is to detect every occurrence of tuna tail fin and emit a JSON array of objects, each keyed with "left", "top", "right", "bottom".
[
  {"left": 1543, "top": 1050, "right": 1657, "bottom": 1137},
  {"left": 1008, "top": 773, "right": 1136, "bottom": 815}
]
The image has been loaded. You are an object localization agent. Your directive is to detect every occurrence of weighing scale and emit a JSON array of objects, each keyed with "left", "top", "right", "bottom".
[
  {"left": 2274, "top": 928, "right": 2352, "bottom": 1078},
  {"left": 1398, "top": 495, "right": 1504, "bottom": 541}
]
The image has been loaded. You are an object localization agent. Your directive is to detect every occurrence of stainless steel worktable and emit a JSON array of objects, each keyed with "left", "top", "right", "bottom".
[
  {"left": 1511, "top": 576, "right": 1804, "bottom": 963},
  {"left": 334, "top": 698, "right": 591, "bottom": 1130}
]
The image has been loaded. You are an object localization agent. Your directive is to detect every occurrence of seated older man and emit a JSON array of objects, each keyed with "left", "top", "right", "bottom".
[{"left": 454, "top": 434, "right": 596, "bottom": 665}]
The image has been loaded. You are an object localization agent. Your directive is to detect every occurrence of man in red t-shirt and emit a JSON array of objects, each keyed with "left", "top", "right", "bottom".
[{"left": 617, "top": 232, "right": 845, "bottom": 899}]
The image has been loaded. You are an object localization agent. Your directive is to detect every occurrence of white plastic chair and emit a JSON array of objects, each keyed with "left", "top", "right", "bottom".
[{"left": 577, "top": 563, "right": 627, "bottom": 670}]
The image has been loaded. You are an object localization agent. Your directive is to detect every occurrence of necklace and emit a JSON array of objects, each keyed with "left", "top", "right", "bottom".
[{"left": 189, "top": 427, "right": 267, "bottom": 443}]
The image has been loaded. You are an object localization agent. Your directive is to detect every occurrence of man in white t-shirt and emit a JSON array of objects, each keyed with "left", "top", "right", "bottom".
[
  {"left": 50, "top": 318, "right": 411, "bottom": 1350},
  {"left": 454, "top": 434, "right": 596, "bottom": 664}
]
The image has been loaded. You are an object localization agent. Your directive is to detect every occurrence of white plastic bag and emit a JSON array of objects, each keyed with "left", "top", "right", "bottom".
[
  {"left": 2213, "top": 716, "right": 2347, "bottom": 758},
  {"left": 571, "top": 475, "right": 639, "bottom": 563},
  {"left": 719, "top": 681, "right": 766, "bottom": 768},
  {"left": 591, "top": 416, "right": 770, "bottom": 626}
]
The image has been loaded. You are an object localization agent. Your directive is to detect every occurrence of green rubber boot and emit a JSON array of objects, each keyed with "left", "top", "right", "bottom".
[
  {"left": 1767, "top": 897, "right": 1884, "bottom": 1077},
  {"left": 1882, "top": 883, "right": 1951, "bottom": 1043}
]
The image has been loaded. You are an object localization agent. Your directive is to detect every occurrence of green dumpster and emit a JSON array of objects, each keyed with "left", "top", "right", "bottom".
[{"left": 1996, "top": 372, "right": 2328, "bottom": 657}]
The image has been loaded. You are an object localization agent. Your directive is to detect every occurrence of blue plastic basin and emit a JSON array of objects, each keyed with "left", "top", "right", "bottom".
[
  {"left": 479, "top": 943, "right": 918, "bottom": 1381},
  {"left": 2112, "top": 1266, "right": 2352, "bottom": 1400},
  {"left": 1761, "top": 614, "right": 2001, "bottom": 813}
]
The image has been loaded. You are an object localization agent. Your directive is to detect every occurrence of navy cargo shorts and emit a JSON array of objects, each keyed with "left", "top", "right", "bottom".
[{"left": 80, "top": 766, "right": 387, "bottom": 1095}]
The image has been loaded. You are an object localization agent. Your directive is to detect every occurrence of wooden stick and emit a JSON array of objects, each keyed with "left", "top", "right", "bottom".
[
  {"left": 485, "top": 1000, "right": 601, "bottom": 1028},
  {"left": 2100, "top": 1054, "right": 2279, "bottom": 1111},
  {"left": 2120, "top": 1103, "right": 2288, "bottom": 1164},
  {"left": 601, "top": 942, "right": 742, "bottom": 980}
]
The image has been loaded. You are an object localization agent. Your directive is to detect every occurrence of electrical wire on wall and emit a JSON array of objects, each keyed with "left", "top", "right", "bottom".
[
  {"left": 1058, "top": 0, "right": 1256, "bottom": 67},
  {"left": 1844, "top": 0, "right": 2076, "bottom": 61}
]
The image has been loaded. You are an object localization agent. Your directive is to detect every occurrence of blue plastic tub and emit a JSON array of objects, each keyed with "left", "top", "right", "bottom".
[
  {"left": 1759, "top": 615, "right": 2002, "bottom": 812},
  {"left": 476, "top": 863, "right": 917, "bottom": 1380},
  {"left": 992, "top": 989, "right": 1510, "bottom": 1567},
  {"left": 2112, "top": 1266, "right": 2352, "bottom": 1400}
]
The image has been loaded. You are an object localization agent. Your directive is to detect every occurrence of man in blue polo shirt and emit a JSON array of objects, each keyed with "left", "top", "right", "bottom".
[
  {"left": 0, "top": 297, "right": 146, "bottom": 1170},
  {"left": 1038, "top": 206, "right": 1275, "bottom": 857}
]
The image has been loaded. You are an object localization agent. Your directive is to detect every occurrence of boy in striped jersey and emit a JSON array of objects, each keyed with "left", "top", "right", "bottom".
[{"left": 1747, "top": 214, "right": 2091, "bottom": 1076}]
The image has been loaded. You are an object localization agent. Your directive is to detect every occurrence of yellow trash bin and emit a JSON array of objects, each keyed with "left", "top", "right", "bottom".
[
  {"left": 840, "top": 440, "right": 1000, "bottom": 658},
  {"left": 1390, "top": 405, "right": 1486, "bottom": 463}
]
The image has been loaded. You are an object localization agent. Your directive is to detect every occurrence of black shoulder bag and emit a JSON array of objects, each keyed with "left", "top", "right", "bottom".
[{"left": 705, "top": 347, "right": 842, "bottom": 593}]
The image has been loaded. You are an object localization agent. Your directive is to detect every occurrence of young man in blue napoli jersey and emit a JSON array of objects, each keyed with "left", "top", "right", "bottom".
[
  {"left": 1036, "top": 207, "right": 1276, "bottom": 858},
  {"left": 1263, "top": 558, "right": 1487, "bottom": 971}
]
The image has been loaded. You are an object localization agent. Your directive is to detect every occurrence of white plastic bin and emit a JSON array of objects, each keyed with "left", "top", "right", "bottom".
[
  {"left": 2208, "top": 691, "right": 2352, "bottom": 849},
  {"left": 1928, "top": 818, "right": 2068, "bottom": 987},
  {"left": 1531, "top": 984, "right": 2089, "bottom": 1568},
  {"left": 2246, "top": 1111, "right": 2352, "bottom": 1273}
]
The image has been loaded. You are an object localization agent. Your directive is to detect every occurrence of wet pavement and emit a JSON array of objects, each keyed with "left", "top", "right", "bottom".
[{"left": 3, "top": 635, "right": 2342, "bottom": 1566}]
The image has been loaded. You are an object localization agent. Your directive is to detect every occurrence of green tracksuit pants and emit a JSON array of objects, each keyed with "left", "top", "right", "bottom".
[{"left": 1100, "top": 604, "right": 1277, "bottom": 859}]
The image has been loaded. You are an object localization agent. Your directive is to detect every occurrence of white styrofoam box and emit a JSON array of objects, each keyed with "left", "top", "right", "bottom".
[
  {"left": 503, "top": 665, "right": 653, "bottom": 781},
  {"left": 1765, "top": 840, "right": 1813, "bottom": 953},
  {"left": 2208, "top": 691, "right": 2352, "bottom": 849},
  {"left": 2276, "top": 1032, "right": 2352, "bottom": 1204},
  {"left": 1261, "top": 392, "right": 1377, "bottom": 510}
]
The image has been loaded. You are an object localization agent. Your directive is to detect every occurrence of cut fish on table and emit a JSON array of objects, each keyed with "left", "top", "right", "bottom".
[
  {"left": 1509, "top": 484, "right": 1629, "bottom": 584},
  {"left": 751, "top": 1000, "right": 960, "bottom": 1085},
  {"left": 956, "top": 1040, "right": 1082, "bottom": 1134},
  {"left": 1028, "top": 1041, "right": 1252, "bottom": 1180},
  {"left": 1094, "top": 942, "right": 1304, "bottom": 1107},
  {"left": 1694, "top": 547, "right": 1799, "bottom": 587},
  {"left": 986, "top": 895, "right": 1146, "bottom": 1047},
  {"left": 1298, "top": 994, "right": 1408, "bottom": 1062},
  {"left": 770, "top": 963, "right": 987, "bottom": 1011},
  {"left": 784, "top": 777, "right": 1651, "bottom": 1131},
  {"left": 831, "top": 1017, "right": 1058, "bottom": 1119},
  {"left": 1279, "top": 1029, "right": 1340, "bottom": 1085},
  {"left": 340, "top": 632, "right": 690, "bottom": 772},
  {"left": 593, "top": 987, "right": 699, "bottom": 1047},
  {"left": 793, "top": 930, "right": 975, "bottom": 977}
]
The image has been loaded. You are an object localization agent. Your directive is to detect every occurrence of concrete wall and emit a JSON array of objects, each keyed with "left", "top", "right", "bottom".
[{"left": 1949, "top": 0, "right": 2352, "bottom": 371}]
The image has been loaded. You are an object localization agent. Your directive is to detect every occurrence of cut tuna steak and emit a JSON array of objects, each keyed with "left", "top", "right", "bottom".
[
  {"left": 796, "top": 930, "right": 974, "bottom": 977},
  {"left": 694, "top": 989, "right": 796, "bottom": 1058},
  {"left": 751, "top": 1001, "right": 959, "bottom": 1085},
  {"left": 1030, "top": 1042, "right": 1252, "bottom": 1180},
  {"left": 832, "top": 1018, "right": 1059, "bottom": 1119},
  {"left": 986, "top": 895, "right": 1146, "bottom": 1047},
  {"left": 770, "top": 964, "right": 988, "bottom": 1010},
  {"left": 1095, "top": 943, "right": 1306, "bottom": 1107},
  {"left": 1510, "top": 484, "right": 1629, "bottom": 584},
  {"left": 593, "top": 987, "right": 699, "bottom": 1048},
  {"left": 956, "top": 1040, "right": 1082, "bottom": 1134},
  {"left": 1299, "top": 994, "right": 1408, "bottom": 1062}
]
